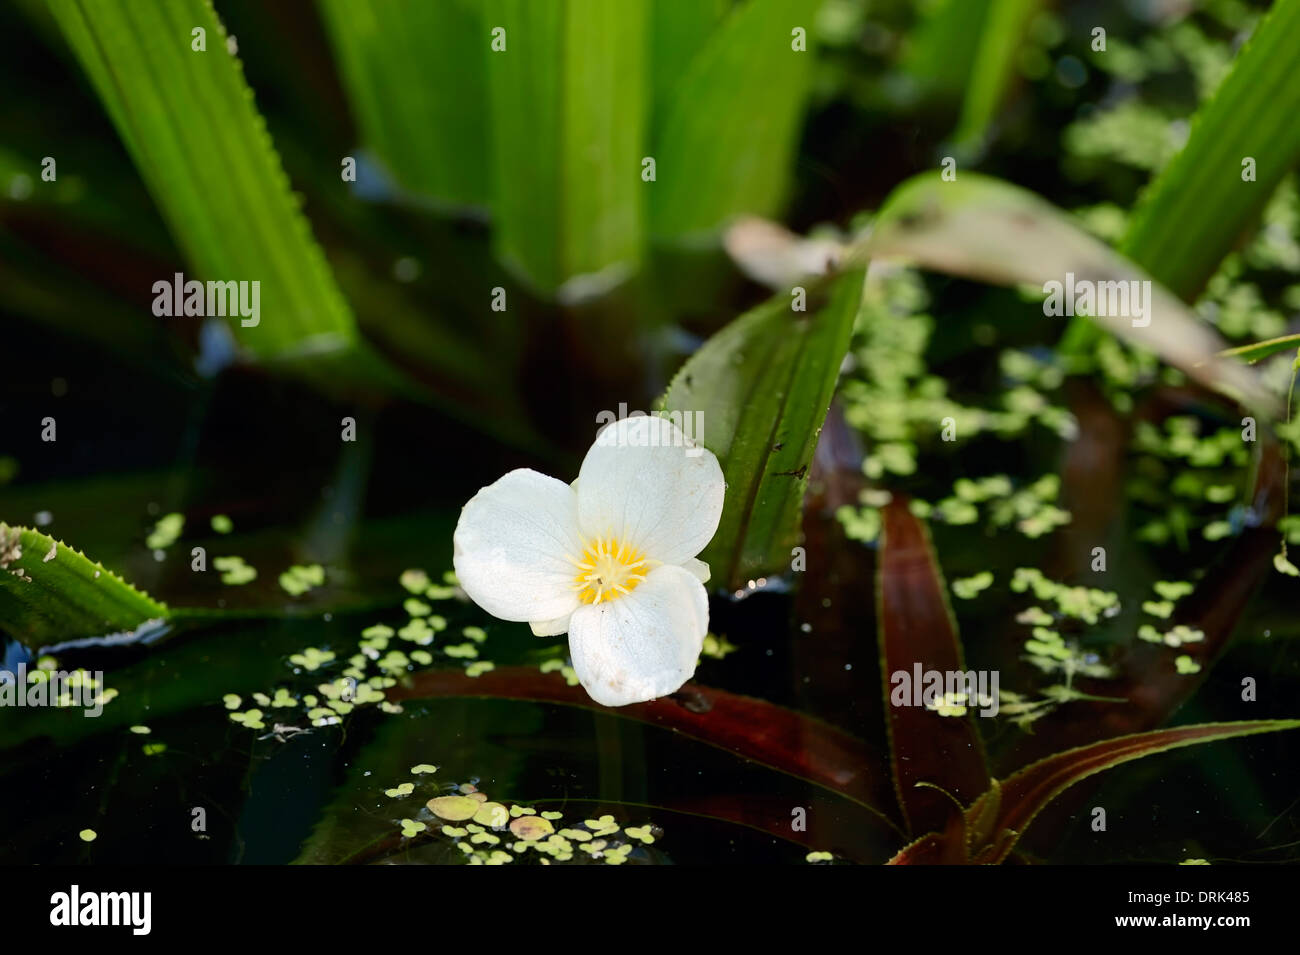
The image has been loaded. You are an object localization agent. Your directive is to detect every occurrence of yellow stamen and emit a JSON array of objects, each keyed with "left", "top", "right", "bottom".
[{"left": 567, "top": 533, "right": 656, "bottom": 604}]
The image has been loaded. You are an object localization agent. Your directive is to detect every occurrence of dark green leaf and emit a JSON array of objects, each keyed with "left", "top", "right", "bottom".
[{"left": 658, "top": 268, "right": 866, "bottom": 590}]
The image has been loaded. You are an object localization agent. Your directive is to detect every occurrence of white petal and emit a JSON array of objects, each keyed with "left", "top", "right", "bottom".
[
  {"left": 577, "top": 414, "right": 724, "bottom": 565},
  {"left": 567, "top": 564, "right": 708, "bottom": 706},
  {"left": 682, "top": 557, "right": 711, "bottom": 584},
  {"left": 529, "top": 614, "right": 571, "bottom": 637},
  {"left": 453, "top": 469, "right": 583, "bottom": 623}
]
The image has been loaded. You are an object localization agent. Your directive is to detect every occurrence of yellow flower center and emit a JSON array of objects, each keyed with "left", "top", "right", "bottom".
[{"left": 569, "top": 535, "right": 654, "bottom": 604}]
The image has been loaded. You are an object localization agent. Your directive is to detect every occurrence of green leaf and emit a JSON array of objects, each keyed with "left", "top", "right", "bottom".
[
  {"left": 889, "top": 720, "right": 1300, "bottom": 864},
  {"left": 862, "top": 172, "right": 1276, "bottom": 415},
  {"left": 951, "top": 0, "right": 1043, "bottom": 150},
  {"left": 658, "top": 267, "right": 865, "bottom": 590},
  {"left": 649, "top": 0, "right": 728, "bottom": 119},
  {"left": 1218, "top": 333, "right": 1300, "bottom": 365},
  {"left": 0, "top": 524, "right": 168, "bottom": 645},
  {"left": 650, "top": 0, "right": 821, "bottom": 240},
  {"left": 877, "top": 499, "right": 991, "bottom": 835},
  {"left": 484, "top": 0, "right": 647, "bottom": 296},
  {"left": 1064, "top": 0, "right": 1300, "bottom": 346},
  {"left": 317, "top": 0, "right": 490, "bottom": 208},
  {"left": 46, "top": 0, "right": 358, "bottom": 363}
]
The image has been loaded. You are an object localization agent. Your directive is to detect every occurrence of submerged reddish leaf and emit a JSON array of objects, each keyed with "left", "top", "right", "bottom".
[
  {"left": 389, "top": 666, "right": 902, "bottom": 832},
  {"left": 877, "top": 499, "right": 991, "bottom": 835},
  {"left": 891, "top": 720, "right": 1300, "bottom": 864}
]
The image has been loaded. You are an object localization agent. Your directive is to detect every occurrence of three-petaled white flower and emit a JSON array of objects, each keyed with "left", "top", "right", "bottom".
[{"left": 453, "top": 415, "right": 724, "bottom": 706}]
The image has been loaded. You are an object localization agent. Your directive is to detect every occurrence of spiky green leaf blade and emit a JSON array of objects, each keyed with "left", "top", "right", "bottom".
[
  {"left": 47, "top": 0, "right": 359, "bottom": 362},
  {"left": 0, "top": 524, "right": 169, "bottom": 645}
]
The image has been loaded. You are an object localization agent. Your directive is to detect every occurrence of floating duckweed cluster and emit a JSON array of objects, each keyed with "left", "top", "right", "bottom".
[
  {"left": 1010, "top": 568, "right": 1119, "bottom": 626},
  {"left": 213, "top": 555, "right": 256, "bottom": 585},
  {"left": 539, "top": 657, "right": 580, "bottom": 686},
  {"left": 145, "top": 513, "right": 184, "bottom": 550},
  {"left": 210, "top": 514, "right": 233, "bottom": 534},
  {"left": 925, "top": 690, "right": 993, "bottom": 718},
  {"left": 279, "top": 563, "right": 325, "bottom": 596},
  {"left": 19, "top": 660, "right": 119, "bottom": 710},
  {"left": 836, "top": 474, "right": 1071, "bottom": 545},
  {"left": 837, "top": 269, "right": 1076, "bottom": 494},
  {"left": 1133, "top": 582, "right": 1207, "bottom": 676},
  {"left": 224, "top": 568, "right": 496, "bottom": 734},
  {"left": 990, "top": 570, "right": 1129, "bottom": 729},
  {"left": 1128, "top": 416, "right": 1252, "bottom": 551},
  {"left": 385, "top": 779, "right": 660, "bottom": 865},
  {"left": 951, "top": 571, "right": 993, "bottom": 600},
  {"left": 805, "top": 850, "right": 834, "bottom": 864}
]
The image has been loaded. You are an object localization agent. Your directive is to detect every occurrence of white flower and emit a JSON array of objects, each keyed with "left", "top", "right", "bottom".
[{"left": 453, "top": 415, "right": 724, "bottom": 706}]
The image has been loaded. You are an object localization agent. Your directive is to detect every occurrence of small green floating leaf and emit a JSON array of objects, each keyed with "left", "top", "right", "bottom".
[
  {"left": 210, "top": 514, "right": 233, "bottom": 535},
  {"left": 399, "top": 819, "right": 427, "bottom": 838},
  {"left": 79, "top": 829, "right": 97, "bottom": 843},
  {"left": 427, "top": 795, "right": 479, "bottom": 821}
]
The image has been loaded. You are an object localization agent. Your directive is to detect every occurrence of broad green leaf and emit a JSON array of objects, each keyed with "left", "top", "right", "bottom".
[
  {"left": 317, "top": 0, "right": 490, "bottom": 208},
  {"left": 650, "top": 0, "right": 821, "bottom": 240},
  {"left": 890, "top": 720, "right": 1300, "bottom": 864},
  {"left": 951, "top": 0, "right": 1043, "bottom": 150},
  {"left": 47, "top": 0, "right": 360, "bottom": 363},
  {"left": 1064, "top": 0, "right": 1300, "bottom": 346},
  {"left": 877, "top": 500, "right": 990, "bottom": 836},
  {"left": 0, "top": 524, "right": 168, "bottom": 645},
  {"left": 658, "top": 267, "right": 865, "bottom": 590},
  {"left": 862, "top": 172, "right": 1276, "bottom": 415},
  {"left": 484, "top": 0, "right": 647, "bottom": 297},
  {"left": 649, "top": 0, "right": 728, "bottom": 118}
]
